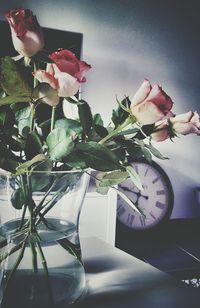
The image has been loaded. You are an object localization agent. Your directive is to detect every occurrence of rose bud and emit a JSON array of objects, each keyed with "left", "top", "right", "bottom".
[
  {"left": 5, "top": 8, "right": 44, "bottom": 57},
  {"left": 171, "top": 111, "right": 200, "bottom": 136},
  {"left": 33, "top": 49, "right": 91, "bottom": 98},
  {"left": 130, "top": 79, "right": 174, "bottom": 125},
  {"left": 151, "top": 119, "right": 171, "bottom": 142}
]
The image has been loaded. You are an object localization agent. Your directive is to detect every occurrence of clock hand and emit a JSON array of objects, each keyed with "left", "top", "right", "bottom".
[{"left": 119, "top": 185, "right": 149, "bottom": 200}]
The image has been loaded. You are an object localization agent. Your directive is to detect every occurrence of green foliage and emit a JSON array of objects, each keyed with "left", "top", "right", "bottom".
[
  {"left": 46, "top": 128, "right": 74, "bottom": 161},
  {"left": 126, "top": 165, "right": 143, "bottom": 191},
  {"left": 96, "top": 170, "right": 129, "bottom": 194},
  {"left": 11, "top": 187, "right": 26, "bottom": 209},
  {"left": 16, "top": 154, "right": 46, "bottom": 173},
  {"left": 78, "top": 101, "right": 93, "bottom": 135},
  {"left": 112, "top": 97, "right": 130, "bottom": 127},
  {"left": 0, "top": 56, "right": 32, "bottom": 97},
  {"left": 76, "top": 141, "right": 122, "bottom": 171},
  {"left": 14, "top": 105, "right": 32, "bottom": 135},
  {"left": 55, "top": 118, "right": 82, "bottom": 135},
  {"left": 25, "top": 132, "right": 43, "bottom": 160}
]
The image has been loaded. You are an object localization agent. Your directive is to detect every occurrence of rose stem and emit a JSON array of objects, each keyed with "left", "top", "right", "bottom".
[
  {"left": 99, "top": 116, "right": 132, "bottom": 144},
  {"left": 50, "top": 106, "right": 56, "bottom": 131},
  {"left": 36, "top": 235, "right": 54, "bottom": 308},
  {"left": 2, "top": 235, "right": 28, "bottom": 299}
]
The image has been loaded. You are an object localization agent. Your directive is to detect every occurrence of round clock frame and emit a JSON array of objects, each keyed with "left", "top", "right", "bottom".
[{"left": 117, "top": 160, "right": 174, "bottom": 231}]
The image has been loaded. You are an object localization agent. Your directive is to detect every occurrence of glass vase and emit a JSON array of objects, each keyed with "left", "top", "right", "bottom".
[{"left": 0, "top": 170, "right": 89, "bottom": 308}]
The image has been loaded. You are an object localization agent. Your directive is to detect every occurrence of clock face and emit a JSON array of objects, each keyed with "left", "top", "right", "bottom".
[{"left": 117, "top": 161, "right": 173, "bottom": 230}]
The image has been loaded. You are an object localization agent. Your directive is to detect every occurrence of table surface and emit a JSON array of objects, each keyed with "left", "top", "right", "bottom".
[{"left": 72, "top": 237, "right": 200, "bottom": 308}]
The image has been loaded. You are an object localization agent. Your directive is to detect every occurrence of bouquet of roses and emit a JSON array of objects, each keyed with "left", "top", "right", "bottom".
[
  {"left": 0, "top": 7, "right": 199, "bottom": 308},
  {"left": 1, "top": 9, "right": 199, "bottom": 189}
]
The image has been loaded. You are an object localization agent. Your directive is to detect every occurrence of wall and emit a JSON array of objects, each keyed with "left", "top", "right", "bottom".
[{"left": 0, "top": 0, "right": 200, "bottom": 218}]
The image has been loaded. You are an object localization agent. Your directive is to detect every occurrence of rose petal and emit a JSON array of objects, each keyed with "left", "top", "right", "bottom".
[
  {"left": 131, "top": 79, "right": 152, "bottom": 106},
  {"left": 56, "top": 72, "right": 80, "bottom": 97},
  {"left": 131, "top": 100, "right": 166, "bottom": 124},
  {"left": 146, "top": 84, "right": 173, "bottom": 112},
  {"left": 33, "top": 70, "right": 58, "bottom": 90}
]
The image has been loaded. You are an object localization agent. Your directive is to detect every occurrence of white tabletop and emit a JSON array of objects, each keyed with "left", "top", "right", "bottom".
[{"left": 71, "top": 237, "right": 200, "bottom": 308}]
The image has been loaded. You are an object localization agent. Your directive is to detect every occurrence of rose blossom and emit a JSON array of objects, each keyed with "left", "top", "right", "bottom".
[
  {"left": 151, "top": 119, "right": 171, "bottom": 142},
  {"left": 171, "top": 111, "right": 200, "bottom": 135},
  {"left": 33, "top": 49, "right": 91, "bottom": 99},
  {"left": 49, "top": 49, "right": 91, "bottom": 83},
  {"left": 151, "top": 111, "right": 200, "bottom": 141},
  {"left": 5, "top": 8, "right": 44, "bottom": 57},
  {"left": 130, "top": 79, "right": 174, "bottom": 125}
]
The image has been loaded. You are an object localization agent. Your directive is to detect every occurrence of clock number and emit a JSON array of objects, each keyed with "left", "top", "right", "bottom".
[
  {"left": 134, "top": 164, "right": 139, "bottom": 174},
  {"left": 144, "top": 168, "right": 149, "bottom": 177},
  {"left": 155, "top": 201, "right": 165, "bottom": 210},
  {"left": 117, "top": 204, "right": 126, "bottom": 217},
  {"left": 139, "top": 216, "right": 146, "bottom": 227},
  {"left": 149, "top": 211, "right": 157, "bottom": 221},
  {"left": 152, "top": 176, "right": 160, "bottom": 184},
  {"left": 156, "top": 190, "right": 165, "bottom": 195},
  {"left": 126, "top": 213, "right": 135, "bottom": 227}
]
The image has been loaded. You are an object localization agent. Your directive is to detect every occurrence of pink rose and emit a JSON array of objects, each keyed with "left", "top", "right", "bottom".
[
  {"left": 171, "top": 111, "right": 200, "bottom": 135},
  {"left": 5, "top": 8, "right": 44, "bottom": 57},
  {"left": 33, "top": 49, "right": 91, "bottom": 98},
  {"left": 151, "top": 119, "right": 171, "bottom": 142},
  {"left": 130, "top": 79, "right": 174, "bottom": 125},
  {"left": 49, "top": 49, "right": 91, "bottom": 83},
  {"left": 151, "top": 111, "right": 200, "bottom": 141}
]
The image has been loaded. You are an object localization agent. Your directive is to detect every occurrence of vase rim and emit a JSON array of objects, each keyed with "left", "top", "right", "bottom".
[{"left": 0, "top": 168, "right": 92, "bottom": 177}]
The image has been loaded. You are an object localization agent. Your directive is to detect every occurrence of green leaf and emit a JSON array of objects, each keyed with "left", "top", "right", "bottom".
[
  {"left": 76, "top": 141, "right": 122, "bottom": 171},
  {"left": 16, "top": 154, "right": 46, "bottom": 172},
  {"left": 46, "top": 128, "right": 74, "bottom": 161},
  {"left": 146, "top": 143, "right": 168, "bottom": 160},
  {"left": 31, "top": 159, "right": 53, "bottom": 190},
  {"left": 0, "top": 105, "right": 15, "bottom": 129},
  {"left": 141, "top": 147, "right": 152, "bottom": 162},
  {"left": 25, "top": 131, "right": 43, "bottom": 160},
  {"left": 11, "top": 187, "right": 26, "bottom": 209},
  {"left": 14, "top": 106, "right": 32, "bottom": 135},
  {"left": 63, "top": 150, "right": 87, "bottom": 169},
  {"left": 93, "top": 113, "right": 104, "bottom": 126},
  {"left": 0, "top": 156, "right": 19, "bottom": 173},
  {"left": 126, "top": 165, "right": 143, "bottom": 191},
  {"left": 78, "top": 101, "right": 93, "bottom": 135},
  {"left": 0, "top": 95, "right": 30, "bottom": 106},
  {"left": 93, "top": 125, "right": 108, "bottom": 138},
  {"left": 0, "top": 109, "right": 6, "bottom": 126},
  {"left": 0, "top": 56, "right": 32, "bottom": 96},
  {"left": 99, "top": 171, "right": 129, "bottom": 187},
  {"left": 0, "top": 235, "right": 7, "bottom": 248},
  {"left": 4, "top": 136, "right": 25, "bottom": 152},
  {"left": 96, "top": 185, "right": 110, "bottom": 195},
  {"left": 112, "top": 97, "right": 130, "bottom": 127},
  {"left": 55, "top": 118, "right": 82, "bottom": 135}
]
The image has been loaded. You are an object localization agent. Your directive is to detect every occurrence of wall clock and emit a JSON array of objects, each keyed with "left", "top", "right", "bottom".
[{"left": 117, "top": 160, "right": 174, "bottom": 230}]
